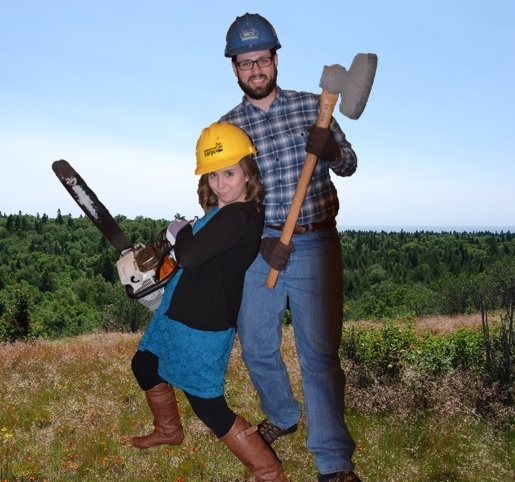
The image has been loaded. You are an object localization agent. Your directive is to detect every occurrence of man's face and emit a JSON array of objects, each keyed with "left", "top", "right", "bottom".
[{"left": 232, "top": 49, "right": 278, "bottom": 100}]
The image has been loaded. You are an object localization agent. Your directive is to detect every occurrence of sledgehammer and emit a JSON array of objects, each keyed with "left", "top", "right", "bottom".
[{"left": 266, "top": 53, "right": 378, "bottom": 288}]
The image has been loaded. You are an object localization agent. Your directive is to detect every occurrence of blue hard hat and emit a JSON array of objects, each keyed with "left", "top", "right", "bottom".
[{"left": 225, "top": 13, "right": 281, "bottom": 58}]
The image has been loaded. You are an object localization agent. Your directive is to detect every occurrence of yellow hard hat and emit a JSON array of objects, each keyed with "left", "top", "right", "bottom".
[{"left": 195, "top": 122, "right": 257, "bottom": 175}]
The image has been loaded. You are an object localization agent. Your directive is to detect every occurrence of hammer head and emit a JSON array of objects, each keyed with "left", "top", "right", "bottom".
[{"left": 319, "top": 53, "right": 378, "bottom": 120}]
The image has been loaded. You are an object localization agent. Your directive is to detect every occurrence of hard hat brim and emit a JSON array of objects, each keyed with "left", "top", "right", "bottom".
[
  {"left": 224, "top": 41, "right": 281, "bottom": 58},
  {"left": 195, "top": 149, "right": 256, "bottom": 175}
]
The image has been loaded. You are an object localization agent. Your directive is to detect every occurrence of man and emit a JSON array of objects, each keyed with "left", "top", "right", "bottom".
[{"left": 219, "top": 13, "right": 361, "bottom": 482}]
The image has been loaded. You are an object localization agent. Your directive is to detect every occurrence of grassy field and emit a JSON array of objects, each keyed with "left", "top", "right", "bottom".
[{"left": 1, "top": 321, "right": 513, "bottom": 481}]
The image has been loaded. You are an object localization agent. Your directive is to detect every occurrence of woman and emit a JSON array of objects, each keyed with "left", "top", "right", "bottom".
[{"left": 130, "top": 122, "right": 287, "bottom": 482}]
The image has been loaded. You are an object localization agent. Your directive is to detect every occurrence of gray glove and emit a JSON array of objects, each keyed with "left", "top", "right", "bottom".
[
  {"left": 260, "top": 237, "right": 294, "bottom": 271},
  {"left": 166, "top": 219, "right": 191, "bottom": 247}
]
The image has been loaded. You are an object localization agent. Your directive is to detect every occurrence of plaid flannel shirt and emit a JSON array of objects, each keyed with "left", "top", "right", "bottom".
[{"left": 220, "top": 87, "right": 357, "bottom": 226}]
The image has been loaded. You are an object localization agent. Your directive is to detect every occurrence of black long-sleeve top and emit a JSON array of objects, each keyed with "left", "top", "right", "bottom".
[{"left": 166, "top": 201, "right": 264, "bottom": 332}]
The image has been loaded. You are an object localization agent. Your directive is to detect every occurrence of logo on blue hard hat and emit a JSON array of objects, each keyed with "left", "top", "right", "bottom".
[{"left": 240, "top": 28, "right": 260, "bottom": 42}]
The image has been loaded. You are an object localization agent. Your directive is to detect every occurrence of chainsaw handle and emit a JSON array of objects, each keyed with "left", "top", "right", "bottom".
[
  {"left": 125, "top": 264, "right": 179, "bottom": 300},
  {"left": 266, "top": 89, "right": 339, "bottom": 289}
]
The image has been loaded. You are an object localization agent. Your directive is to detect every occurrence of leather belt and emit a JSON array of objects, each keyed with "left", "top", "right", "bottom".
[{"left": 266, "top": 218, "right": 336, "bottom": 234}]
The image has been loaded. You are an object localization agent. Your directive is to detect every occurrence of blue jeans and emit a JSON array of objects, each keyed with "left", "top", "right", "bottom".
[{"left": 237, "top": 226, "right": 356, "bottom": 474}]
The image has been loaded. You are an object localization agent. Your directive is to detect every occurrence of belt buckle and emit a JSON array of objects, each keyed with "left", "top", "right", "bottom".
[{"left": 294, "top": 225, "right": 308, "bottom": 234}]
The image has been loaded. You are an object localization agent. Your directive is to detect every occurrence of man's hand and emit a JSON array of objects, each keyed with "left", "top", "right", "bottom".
[
  {"left": 260, "top": 237, "right": 294, "bottom": 271},
  {"left": 305, "top": 125, "right": 341, "bottom": 165}
]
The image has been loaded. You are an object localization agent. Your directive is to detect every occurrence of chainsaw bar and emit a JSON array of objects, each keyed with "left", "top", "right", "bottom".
[{"left": 52, "top": 159, "right": 132, "bottom": 254}]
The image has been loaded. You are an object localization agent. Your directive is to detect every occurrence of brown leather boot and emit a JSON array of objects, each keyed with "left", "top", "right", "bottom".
[
  {"left": 220, "top": 415, "right": 287, "bottom": 482},
  {"left": 132, "top": 383, "right": 184, "bottom": 449}
]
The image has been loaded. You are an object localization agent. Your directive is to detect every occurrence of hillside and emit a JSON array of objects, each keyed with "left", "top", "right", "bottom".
[{"left": 1, "top": 319, "right": 513, "bottom": 481}]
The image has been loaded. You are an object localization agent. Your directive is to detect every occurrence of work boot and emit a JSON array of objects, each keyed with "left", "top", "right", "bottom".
[
  {"left": 132, "top": 383, "right": 184, "bottom": 449},
  {"left": 317, "top": 471, "right": 362, "bottom": 482},
  {"left": 258, "top": 418, "right": 298, "bottom": 445},
  {"left": 220, "top": 415, "right": 288, "bottom": 482}
]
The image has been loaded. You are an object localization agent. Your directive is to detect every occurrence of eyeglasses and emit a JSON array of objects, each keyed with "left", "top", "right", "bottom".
[{"left": 235, "top": 56, "right": 273, "bottom": 71}]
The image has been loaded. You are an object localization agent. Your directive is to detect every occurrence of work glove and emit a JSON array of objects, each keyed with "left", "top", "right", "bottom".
[
  {"left": 259, "top": 237, "right": 295, "bottom": 271},
  {"left": 305, "top": 125, "right": 341, "bottom": 165}
]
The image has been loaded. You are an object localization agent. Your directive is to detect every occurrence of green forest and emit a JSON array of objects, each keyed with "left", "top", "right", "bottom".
[{"left": 1, "top": 210, "right": 514, "bottom": 342}]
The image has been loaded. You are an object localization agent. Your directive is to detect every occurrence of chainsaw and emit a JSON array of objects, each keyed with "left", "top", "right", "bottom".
[{"left": 52, "top": 159, "right": 178, "bottom": 311}]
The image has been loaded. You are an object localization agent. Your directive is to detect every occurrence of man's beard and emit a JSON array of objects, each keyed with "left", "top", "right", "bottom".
[{"left": 237, "top": 67, "right": 278, "bottom": 100}]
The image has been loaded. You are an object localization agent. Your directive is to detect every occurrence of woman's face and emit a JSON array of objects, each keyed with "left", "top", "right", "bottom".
[{"left": 207, "top": 163, "right": 248, "bottom": 208}]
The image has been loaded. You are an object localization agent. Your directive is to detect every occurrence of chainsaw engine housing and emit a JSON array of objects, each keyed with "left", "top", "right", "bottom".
[{"left": 116, "top": 244, "right": 164, "bottom": 311}]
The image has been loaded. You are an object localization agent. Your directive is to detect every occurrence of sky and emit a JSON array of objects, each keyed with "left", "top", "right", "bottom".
[{"left": 1, "top": 0, "right": 514, "bottom": 231}]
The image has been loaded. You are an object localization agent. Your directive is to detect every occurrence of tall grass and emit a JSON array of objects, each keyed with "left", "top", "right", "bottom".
[{"left": 1, "top": 327, "right": 513, "bottom": 481}]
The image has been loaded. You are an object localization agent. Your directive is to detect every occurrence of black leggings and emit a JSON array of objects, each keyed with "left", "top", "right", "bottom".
[{"left": 131, "top": 350, "right": 236, "bottom": 438}]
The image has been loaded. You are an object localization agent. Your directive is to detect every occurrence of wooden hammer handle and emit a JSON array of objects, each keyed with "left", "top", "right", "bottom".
[{"left": 265, "top": 89, "right": 340, "bottom": 288}]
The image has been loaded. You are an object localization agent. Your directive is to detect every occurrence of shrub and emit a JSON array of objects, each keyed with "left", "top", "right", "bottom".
[
  {"left": 343, "top": 321, "right": 486, "bottom": 379},
  {"left": 449, "top": 327, "right": 486, "bottom": 373}
]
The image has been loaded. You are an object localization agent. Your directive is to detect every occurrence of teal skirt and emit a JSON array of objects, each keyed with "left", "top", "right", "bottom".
[{"left": 138, "top": 305, "right": 235, "bottom": 398}]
